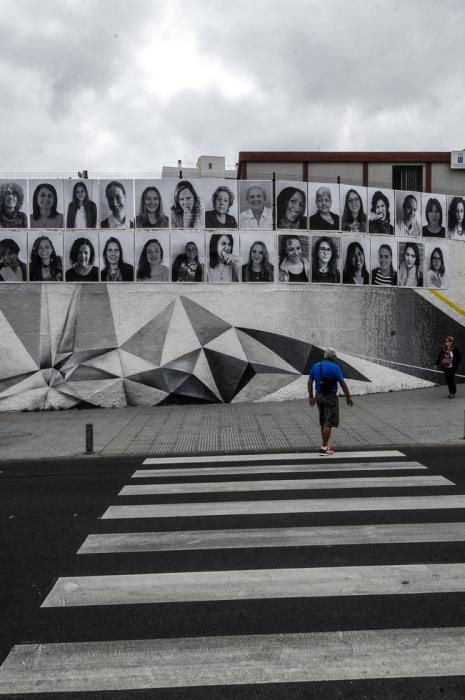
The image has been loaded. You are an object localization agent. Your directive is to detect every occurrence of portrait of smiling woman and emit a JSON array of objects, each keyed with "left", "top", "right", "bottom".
[
  {"left": 29, "top": 234, "right": 63, "bottom": 281},
  {"left": 242, "top": 238, "right": 274, "bottom": 282},
  {"left": 66, "top": 181, "right": 97, "bottom": 229},
  {"left": 311, "top": 235, "right": 340, "bottom": 284},
  {"left": 0, "top": 181, "right": 28, "bottom": 228},
  {"left": 30, "top": 183, "right": 64, "bottom": 229},
  {"left": 136, "top": 237, "right": 170, "bottom": 282},
  {"left": 205, "top": 185, "right": 237, "bottom": 229},
  {"left": 172, "top": 240, "right": 204, "bottom": 282},
  {"left": 276, "top": 186, "right": 307, "bottom": 230},
  {"left": 342, "top": 240, "right": 369, "bottom": 285},
  {"left": 100, "top": 235, "right": 134, "bottom": 282},
  {"left": 341, "top": 187, "right": 367, "bottom": 233},
  {"left": 65, "top": 236, "right": 99, "bottom": 282},
  {"left": 135, "top": 185, "right": 169, "bottom": 228},
  {"left": 368, "top": 190, "right": 394, "bottom": 235},
  {"left": 171, "top": 180, "right": 203, "bottom": 229},
  {"left": 278, "top": 234, "right": 309, "bottom": 282},
  {"left": 208, "top": 233, "right": 240, "bottom": 282},
  {"left": 398, "top": 241, "right": 423, "bottom": 287}
]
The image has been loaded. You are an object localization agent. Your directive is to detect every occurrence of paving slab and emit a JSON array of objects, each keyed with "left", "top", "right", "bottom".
[{"left": 0, "top": 386, "right": 463, "bottom": 462}]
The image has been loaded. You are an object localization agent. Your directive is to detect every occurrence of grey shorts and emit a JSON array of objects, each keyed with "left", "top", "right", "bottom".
[{"left": 316, "top": 393, "right": 339, "bottom": 427}]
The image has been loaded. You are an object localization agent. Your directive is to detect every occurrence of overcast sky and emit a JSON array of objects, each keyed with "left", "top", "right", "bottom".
[{"left": 2, "top": 0, "right": 465, "bottom": 173}]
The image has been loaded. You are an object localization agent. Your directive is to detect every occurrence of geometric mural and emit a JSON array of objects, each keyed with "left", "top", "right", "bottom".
[{"left": 0, "top": 287, "right": 369, "bottom": 411}]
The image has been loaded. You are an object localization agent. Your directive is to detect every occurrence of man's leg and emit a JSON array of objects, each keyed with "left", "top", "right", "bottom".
[{"left": 321, "top": 425, "right": 331, "bottom": 447}]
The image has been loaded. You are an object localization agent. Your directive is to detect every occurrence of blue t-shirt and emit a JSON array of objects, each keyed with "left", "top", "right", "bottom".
[{"left": 309, "top": 360, "right": 344, "bottom": 394}]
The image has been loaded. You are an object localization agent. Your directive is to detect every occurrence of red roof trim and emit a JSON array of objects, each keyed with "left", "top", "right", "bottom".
[{"left": 238, "top": 151, "right": 450, "bottom": 164}]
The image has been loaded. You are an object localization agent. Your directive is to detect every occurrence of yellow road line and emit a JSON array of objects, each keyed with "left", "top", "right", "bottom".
[{"left": 428, "top": 289, "right": 465, "bottom": 318}]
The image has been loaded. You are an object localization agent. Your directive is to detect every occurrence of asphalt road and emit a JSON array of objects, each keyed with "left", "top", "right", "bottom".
[{"left": 1, "top": 445, "right": 465, "bottom": 699}]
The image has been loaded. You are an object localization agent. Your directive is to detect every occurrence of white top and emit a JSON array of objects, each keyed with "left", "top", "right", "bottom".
[{"left": 239, "top": 207, "right": 273, "bottom": 230}]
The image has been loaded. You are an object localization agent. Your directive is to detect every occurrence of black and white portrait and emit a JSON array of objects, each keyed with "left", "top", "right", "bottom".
[
  {"left": 367, "top": 188, "right": 395, "bottom": 235},
  {"left": 29, "top": 181, "right": 64, "bottom": 229},
  {"left": 0, "top": 231, "right": 27, "bottom": 282},
  {"left": 99, "top": 232, "right": 135, "bottom": 282},
  {"left": 278, "top": 234, "right": 309, "bottom": 283},
  {"left": 241, "top": 232, "right": 275, "bottom": 282},
  {"left": 308, "top": 183, "right": 340, "bottom": 231},
  {"left": 238, "top": 181, "right": 273, "bottom": 230},
  {"left": 340, "top": 185, "right": 368, "bottom": 233},
  {"left": 341, "top": 237, "right": 370, "bottom": 285},
  {"left": 370, "top": 238, "right": 398, "bottom": 286},
  {"left": 28, "top": 231, "right": 63, "bottom": 282},
  {"left": 395, "top": 191, "right": 422, "bottom": 237},
  {"left": 275, "top": 181, "right": 307, "bottom": 230},
  {"left": 203, "top": 179, "right": 238, "bottom": 229},
  {"left": 100, "top": 179, "right": 134, "bottom": 229},
  {"left": 207, "top": 232, "right": 240, "bottom": 283},
  {"left": 135, "top": 230, "right": 170, "bottom": 282},
  {"left": 170, "top": 180, "right": 203, "bottom": 229},
  {"left": 171, "top": 232, "right": 205, "bottom": 282},
  {"left": 0, "top": 180, "right": 28, "bottom": 228},
  {"left": 65, "top": 231, "right": 99, "bottom": 282},
  {"left": 134, "top": 180, "right": 170, "bottom": 229},
  {"left": 424, "top": 241, "right": 449, "bottom": 290},
  {"left": 446, "top": 195, "right": 465, "bottom": 241},
  {"left": 421, "top": 193, "right": 446, "bottom": 238},
  {"left": 64, "top": 180, "right": 98, "bottom": 229},
  {"left": 311, "top": 235, "right": 341, "bottom": 283},
  {"left": 398, "top": 240, "right": 424, "bottom": 287}
]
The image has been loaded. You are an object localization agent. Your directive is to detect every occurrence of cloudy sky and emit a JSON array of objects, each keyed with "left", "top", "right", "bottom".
[{"left": 2, "top": 0, "right": 464, "bottom": 173}]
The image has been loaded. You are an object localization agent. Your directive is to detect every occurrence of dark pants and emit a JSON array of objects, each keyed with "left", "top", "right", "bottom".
[{"left": 443, "top": 368, "right": 457, "bottom": 395}]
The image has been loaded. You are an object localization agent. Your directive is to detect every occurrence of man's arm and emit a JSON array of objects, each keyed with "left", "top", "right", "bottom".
[
  {"left": 339, "top": 380, "right": 353, "bottom": 406},
  {"left": 307, "top": 377, "right": 315, "bottom": 406}
]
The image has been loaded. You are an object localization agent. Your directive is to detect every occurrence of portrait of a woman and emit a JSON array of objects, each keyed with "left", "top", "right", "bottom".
[
  {"left": 425, "top": 247, "right": 448, "bottom": 289},
  {"left": 368, "top": 191, "right": 393, "bottom": 235},
  {"left": 242, "top": 240, "right": 274, "bottom": 282},
  {"left": 447, "top": 196, "right": 465, "bottom": 240},
  {"left": 342, "top": 241, "right": 369, "bottom": 285},
  {"left": 135, "top": 186, "right": 169, "bottom": 228},
  {"left": 66, "top": 181, "right": 97, "bottom": 229},
  {"left": 101, "top": 180, "right": 134, "bottom": 229},
  {"left": 101, "top": 236, "right": 134, "bottom": 282},
  {"left": 171, "top": 180, "right": 202, "bottom": 229},
  {"left": 276, "top": 187, "right": 307, "bottom": 229},
  {"left": 208, "top": 233, "right": 240, "bottom": 282},
  {"left": 371, "top": 243, "right": 397, "bottom": 286},
  {"left": 0, "top": 238, "right": 27, "bottom": 281},
  {"left": 136, "top": 238, "right": 169, "bottom": 281},
  {"left": 398, "top": 242, "right": 423, "bottom": 287},
  {"left": 29, "top": 235, "right": 63, "bottom": 281},
  {"left": 205, "top": 186, "right": 237, "bottom": 228},
  {"left": 30, "top": 183, "right": 64, "bottom": 229},
  {"left": 309, "top": 186, "right": 340, "bottom": 231},
  {"left": 341, "top": 189, "right": 367, "bottom": 233},
  {"left": 0, "top": 182, "right": 28, "bottom": 228},
  {"left": 172, "top": 241, "right": 203, "bottom": 282},
  {"left": 423, "top": 198, "right": 445, "bottom": 238},
  {"left": 278, "top": 235, "right": 309, "bottom": 282},
  {"left": 65, "top": 237, "right": 99, "bottom": 281},
  {"left": 311, "top": 236, "right": 340, "bottom": 283},
  {"left": 396, "top": 194, "right": 421, "bottom": 237}
]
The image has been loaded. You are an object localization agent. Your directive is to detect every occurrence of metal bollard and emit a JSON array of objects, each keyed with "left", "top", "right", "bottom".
[{"left": 85, "top": 423, "right": 94, "bottom": 454}]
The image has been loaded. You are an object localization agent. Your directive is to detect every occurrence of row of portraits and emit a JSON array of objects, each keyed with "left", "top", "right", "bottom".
[
  {"left": 0, "top": 230, "right": 449, "bottom": 289},
  {"left": 0, "top": 178, "right": 464, "bottom": 240}
]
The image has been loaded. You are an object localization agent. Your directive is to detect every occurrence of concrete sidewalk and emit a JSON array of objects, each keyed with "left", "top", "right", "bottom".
[{"left": 0, "top": 386, "right": 463, "bottom": 462}]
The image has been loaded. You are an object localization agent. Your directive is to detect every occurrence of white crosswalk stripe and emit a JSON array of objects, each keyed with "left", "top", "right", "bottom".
[{"left": 2, "top": 448, "right": 465, "bottom": 695}]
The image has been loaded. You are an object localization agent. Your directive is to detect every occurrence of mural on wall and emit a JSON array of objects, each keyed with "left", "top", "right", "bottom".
[{"left": 0, "top": 286, "right": 369, "bottom": 411}]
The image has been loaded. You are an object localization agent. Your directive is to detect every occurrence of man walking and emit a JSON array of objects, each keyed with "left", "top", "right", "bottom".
[{"left": 308, "top": 348, "right": 353, "bottom": 455}]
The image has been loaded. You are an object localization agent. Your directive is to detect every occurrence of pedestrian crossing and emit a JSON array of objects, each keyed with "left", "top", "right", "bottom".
[{"left": 2, "top": 448, "right": 465, "bottom": 695}]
